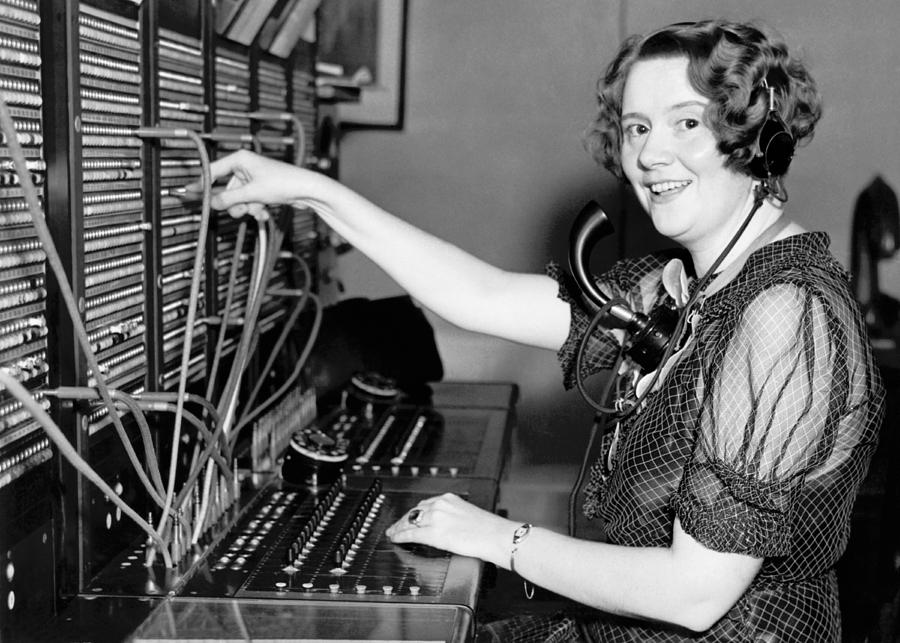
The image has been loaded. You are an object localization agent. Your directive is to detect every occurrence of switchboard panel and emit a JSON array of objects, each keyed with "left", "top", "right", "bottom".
[
  {"left": 157, "top": 26, "right": 208, "bottom": 389},
  {"left": 0, "top": 0, "right": 49, "bottom": 492}
]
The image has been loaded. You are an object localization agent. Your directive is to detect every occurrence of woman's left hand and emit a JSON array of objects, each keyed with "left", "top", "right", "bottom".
[{"left": 385, "top": 493, "right": 514, "bottom": 567}]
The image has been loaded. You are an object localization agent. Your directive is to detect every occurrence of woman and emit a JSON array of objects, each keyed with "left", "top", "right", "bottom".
[{"left": 205, "top": 19, "right": 884, "bottom": 642}]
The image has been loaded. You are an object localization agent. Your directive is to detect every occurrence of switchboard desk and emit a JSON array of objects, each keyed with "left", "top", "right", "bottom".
[{"left": 22, "top": 381, "right": 517, "bottom": 643}]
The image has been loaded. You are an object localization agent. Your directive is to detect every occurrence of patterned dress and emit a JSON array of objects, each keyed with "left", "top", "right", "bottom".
[{"left": 481, "top": 232, "right": 885, "bottom": 642}]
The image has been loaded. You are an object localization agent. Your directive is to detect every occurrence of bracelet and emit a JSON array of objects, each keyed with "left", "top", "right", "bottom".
[
  {"left": 510, "top": 523, "right": 534, "bottom": 599},
  {"left": 509, "top": 523, "right": 531, "bottom": 573}
]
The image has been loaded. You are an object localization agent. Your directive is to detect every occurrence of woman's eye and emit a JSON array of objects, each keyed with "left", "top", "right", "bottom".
[
  {"left": 624, "top": 123, "right": 648, "bottom": 137},
  {"left": 678, "top": 118, "right": 701, "bottom": 131}
]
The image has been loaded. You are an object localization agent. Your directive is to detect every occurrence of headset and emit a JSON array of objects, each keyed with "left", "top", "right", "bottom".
[{"left": 748, "top": 78, "right": 795, "bottom": 180}]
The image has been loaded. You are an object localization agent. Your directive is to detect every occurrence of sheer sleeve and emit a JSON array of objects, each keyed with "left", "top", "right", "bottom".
[
  {"left": 672, "top": 282, "right": 839, "bottom": 557},
  {"left": 545, "top": 262, "right": 621, "bottom": 389}
]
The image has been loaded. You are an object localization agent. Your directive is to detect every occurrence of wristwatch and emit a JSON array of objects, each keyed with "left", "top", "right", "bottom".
[{"left": 510, "top": 523, "right": 532, "bottom": 574}]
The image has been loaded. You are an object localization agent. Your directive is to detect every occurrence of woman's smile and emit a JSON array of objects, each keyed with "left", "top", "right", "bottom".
[{"left": 647, "top": 179, "right": 693, "bottom": 201}]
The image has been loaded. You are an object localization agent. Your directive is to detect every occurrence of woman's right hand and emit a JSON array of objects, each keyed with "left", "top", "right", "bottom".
[{"left": 198, "top": 149, "right": 339, "bottom": 219}]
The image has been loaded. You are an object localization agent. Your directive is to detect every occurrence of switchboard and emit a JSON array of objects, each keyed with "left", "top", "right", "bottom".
[{"left": 0, "top": 2, "right": 513, "bottom": 642}]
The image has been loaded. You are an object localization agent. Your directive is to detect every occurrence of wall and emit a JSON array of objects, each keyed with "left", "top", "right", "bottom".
[{"left": 334, "top": 0, "right": 900, "bottom": 526}]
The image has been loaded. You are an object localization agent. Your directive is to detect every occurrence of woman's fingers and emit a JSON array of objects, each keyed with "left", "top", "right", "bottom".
[
  {"left": 186, "top": 149, "right": 334, "bottom": 218},
  {"left": 216, "top": 175, "right": 266, "bottom": 219},
  {"left": 386, "top": 496, "right": 438, "bottom": 538},
  {"left": 207, "top": 149, "right": 257, "bottom": 184},
  {"left": 384, "top": 494, "right": 471, "bottom": 546}
]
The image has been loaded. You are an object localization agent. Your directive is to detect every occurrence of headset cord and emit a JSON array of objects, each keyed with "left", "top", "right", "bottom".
[
  {"left": 574, "top": 297, "right": 635, "bottom": 415},
  {"left": 567, "top": 347, "right": 625, "bottom": 537}
]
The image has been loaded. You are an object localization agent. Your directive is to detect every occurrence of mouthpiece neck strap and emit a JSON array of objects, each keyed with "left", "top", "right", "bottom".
[{"left": 701, "top": 216, "right": 792, "bottom": 299}]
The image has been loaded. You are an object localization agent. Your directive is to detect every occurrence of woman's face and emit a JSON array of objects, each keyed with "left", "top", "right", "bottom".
[{"left": 619, "top": 56, "right": 754, "bottom": 252}]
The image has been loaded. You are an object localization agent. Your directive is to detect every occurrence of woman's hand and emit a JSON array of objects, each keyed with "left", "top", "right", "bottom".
[
  {"left": 188, "top": 149, "right": 339, "bottom": 219},
  {"left": 386, "top": 493, "right": 515, "bottom": 566}
]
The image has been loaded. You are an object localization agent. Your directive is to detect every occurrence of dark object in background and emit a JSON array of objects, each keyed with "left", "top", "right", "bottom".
[
  {"left": 305, "top": 295, "right": 444, "bottom": 404},
  {"left": 851, "top": 175, "right": 900, "bottom": 344},
  {"left": 843, "top": 176, "right": 900, "bottom": 640},
  {"left": 281, "top": 407, "right": 350, "bottom": 487}
]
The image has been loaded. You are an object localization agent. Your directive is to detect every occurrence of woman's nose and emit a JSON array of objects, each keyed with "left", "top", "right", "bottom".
[{"left": 637, "top": 129, "right": 673, "bottom": 170}]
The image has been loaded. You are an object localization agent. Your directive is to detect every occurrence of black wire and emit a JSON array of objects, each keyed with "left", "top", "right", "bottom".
[
  {"left": 574, "top": 297, "right": 633, "bottom": 414},
  {"left": 567, "top": 349, "right": 624, "bottom": 537}
]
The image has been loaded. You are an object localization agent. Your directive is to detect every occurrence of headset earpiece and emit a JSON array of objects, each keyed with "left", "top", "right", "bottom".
[{"left": 749, "top": 80, "right": 795, "bottom": 180}]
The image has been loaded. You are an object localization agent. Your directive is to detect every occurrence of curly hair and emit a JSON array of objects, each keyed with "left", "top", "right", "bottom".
[{"left": 584, "top": 19, "right": 823, "bottom": 181}]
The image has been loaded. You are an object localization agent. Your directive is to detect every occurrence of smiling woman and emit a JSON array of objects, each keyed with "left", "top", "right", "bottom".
[
  {"left": 204, "top": 18, "right": 883, "bottom": 643},
  {"left": 618, "top": 58, "right": 757, "bottom": 260}
]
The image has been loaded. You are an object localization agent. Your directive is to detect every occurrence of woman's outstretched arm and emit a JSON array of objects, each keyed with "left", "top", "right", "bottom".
[{"left": 205, "top": 150, "right": 572, "bottom": 350}]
